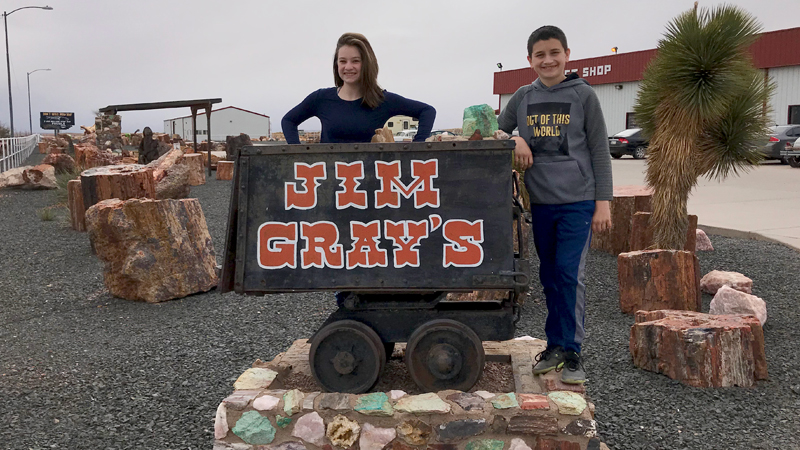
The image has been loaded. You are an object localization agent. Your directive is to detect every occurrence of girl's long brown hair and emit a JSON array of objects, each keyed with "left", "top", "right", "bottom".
[{"left": 333, "top": 33, "right": 384, "bottom": 109}]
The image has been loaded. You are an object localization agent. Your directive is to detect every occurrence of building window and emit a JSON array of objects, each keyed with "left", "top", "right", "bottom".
[
  {"left": 626, "top": 113, "right": 639, "bottom": 129},
  {"left": 388, "top": 121, "right": 394, "bottom": 127},
  {"left": 789, "top": 105, "right": 800, "bottom": 125}
]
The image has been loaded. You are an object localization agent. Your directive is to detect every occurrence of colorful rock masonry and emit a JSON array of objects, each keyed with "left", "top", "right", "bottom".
[
  {"left": 95, "top": 114, "right": 124, "bottom": 151},
  {"left": 214, "top": 369, "right": 599, "bottom": 450}
]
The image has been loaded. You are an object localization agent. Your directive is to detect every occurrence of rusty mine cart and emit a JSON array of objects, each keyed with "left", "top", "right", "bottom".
[{"left": 220, "top": 140, "right": 529, "bottom": 394}]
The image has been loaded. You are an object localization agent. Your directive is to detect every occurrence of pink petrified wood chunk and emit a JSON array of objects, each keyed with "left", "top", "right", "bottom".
[
  {"left": 695, "top": 229, "right": 714, "bottom": 251},
  {"left": 710, "top": 285, "right": 767, "bottom": 326},
  {"left": 700, "top": 270, "right": 753, "bottom": 295},
  {"left": 630, "top": 310, "right": 767, "bottom": 387}
]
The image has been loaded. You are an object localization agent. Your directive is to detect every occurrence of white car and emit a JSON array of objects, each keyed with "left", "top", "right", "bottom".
[
  {"left": 394, "top": 130, "right": 417, "bottom": 142},
  {"left": 785, "top": 137, "right": 800, "bottom": 168}
]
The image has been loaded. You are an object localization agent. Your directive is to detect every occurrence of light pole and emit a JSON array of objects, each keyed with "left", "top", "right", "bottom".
[
  {"left": 27, "top": 68, "right": 49, "bottom": 134},
  {"left": 4, "top": 5, "right": 53, "bottom": 136}
]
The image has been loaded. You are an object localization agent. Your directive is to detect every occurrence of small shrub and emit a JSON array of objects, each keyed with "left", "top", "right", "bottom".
[
  {"left": 54, "top": 165, "right": 83, "bottom": 205},
  {"left": 39, "top": 208, "right": 56, "bottom": 221}
]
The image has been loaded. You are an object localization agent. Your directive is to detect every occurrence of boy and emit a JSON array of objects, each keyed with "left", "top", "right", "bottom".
[{"left": 498, "top": 25, "right": 613, "bottom": 384}]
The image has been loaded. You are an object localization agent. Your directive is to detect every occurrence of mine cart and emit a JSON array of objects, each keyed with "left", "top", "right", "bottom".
[{"left": 220, "top": 140, "right": 529, "bottom": 393}]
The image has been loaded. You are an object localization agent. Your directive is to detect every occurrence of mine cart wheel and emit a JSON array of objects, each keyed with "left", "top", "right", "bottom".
[
  {"left": 405, "top": 319, "right": 485, "bottom": 392},
  {"left": 309, "top": 320, "right": 386, "bottom": 393}
]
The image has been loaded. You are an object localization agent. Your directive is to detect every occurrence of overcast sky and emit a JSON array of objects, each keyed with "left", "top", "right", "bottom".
[{"left": 5, "top": 0, "right": 800, "bottom": 135}]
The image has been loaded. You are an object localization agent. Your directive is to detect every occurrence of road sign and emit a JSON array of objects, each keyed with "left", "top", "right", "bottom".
[{"left": 40, "top": 112, "right": 75, "bottom": 130}]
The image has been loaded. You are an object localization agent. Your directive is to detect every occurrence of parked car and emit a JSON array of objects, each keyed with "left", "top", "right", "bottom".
[
  {"left": 608, "top": 128, "right": 648, "bottom": 159},
  {"left": 394, "top": 129, "right": 417, "bottom": 142},
  {"left": 763, "top": 125, "right": 800, "bottom": 163},
  {"left": 430, "top": 130, "right": 457, "bottom": 137}
]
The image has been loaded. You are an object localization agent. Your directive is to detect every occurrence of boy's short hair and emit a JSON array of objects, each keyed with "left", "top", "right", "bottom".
[{"left": 527, "top": 26, "right": 568, "bottom": 56}]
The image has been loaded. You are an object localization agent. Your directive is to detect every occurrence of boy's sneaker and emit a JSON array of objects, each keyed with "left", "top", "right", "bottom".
[
  {"left": 533, "top": 346, "right": 565, "bottom": 375},
  {"left": 561, "top": 351, "right": 587, "bottom": 384}
]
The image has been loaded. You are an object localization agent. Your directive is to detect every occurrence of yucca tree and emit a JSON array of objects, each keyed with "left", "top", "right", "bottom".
[{"left": 633, "top": 4, "right": 773, "bottom": 250}]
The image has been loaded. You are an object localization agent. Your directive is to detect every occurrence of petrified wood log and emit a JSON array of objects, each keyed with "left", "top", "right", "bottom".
[
  {"left": 67, "top": 179, "right": 86, "bottom": 232},
  {"left": 591, "top": 185, "right": 653, "bottom": 255},
  {"left": 217, "top": 161, "right": 234, "bottom": 180},
  {"left": 630, "top": 310, "right": 768, "bottom": 387},
  {"left": 84, "top": 198, "right": 218, "bottom": 303},
  {"left": 182, "top": 153, "right": 205, "bottom": 186},
  {"left": 80, "top": 164, "right": 156, "bottom": 209},
  {"left": 148, "top": 147, "right": 184, "bottom": 183},
  {"left": 629, "top": 212, "right": 698, "bottom": 252},
  {"left": 20, "top": 164, "right": 57, "bottom": 190},
  {"left": 617, "top": 250, "right": 701, "bottom": 313}
]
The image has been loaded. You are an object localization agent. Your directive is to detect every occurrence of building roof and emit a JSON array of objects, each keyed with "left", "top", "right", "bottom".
[
  {"left": 494, "top": 26, "right": 800, "bottom": 95},
  {"left": 165, "top": 106, "right": 270, "bottom": 121}
]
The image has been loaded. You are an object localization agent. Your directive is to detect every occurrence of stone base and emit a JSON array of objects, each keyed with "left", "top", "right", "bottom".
[{"left": 213, "top": 338, "right": 605, "bottom": 450}]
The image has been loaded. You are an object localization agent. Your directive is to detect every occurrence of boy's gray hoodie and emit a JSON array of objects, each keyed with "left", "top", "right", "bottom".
[{"left": 498, "top": 74, "right": 613, "bottom": 205}]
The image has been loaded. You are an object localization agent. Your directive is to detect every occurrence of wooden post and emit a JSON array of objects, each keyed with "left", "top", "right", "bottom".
[
  {"left": 80, "top": 164, "right": 156, "bottom": 210},
  {"left": 67, "top": 179, "right": 86, "bottom": 232}
]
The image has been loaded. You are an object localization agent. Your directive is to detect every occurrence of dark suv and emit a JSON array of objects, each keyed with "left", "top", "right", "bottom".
[{"left": 609, "top": 128, "right": 648, "bottom": 159}]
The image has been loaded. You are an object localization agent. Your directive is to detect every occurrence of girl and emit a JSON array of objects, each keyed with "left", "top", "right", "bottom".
[{"left": 281, "top": 32, "right": 435, "bottom": 143}]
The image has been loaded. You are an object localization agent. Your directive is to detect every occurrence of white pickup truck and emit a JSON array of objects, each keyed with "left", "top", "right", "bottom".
[
  {"left": 780, "top": 137, "right": 800, "bottom": 168},
  {"left": 393, "top": 130, "right": 417, "bottom": 142}
]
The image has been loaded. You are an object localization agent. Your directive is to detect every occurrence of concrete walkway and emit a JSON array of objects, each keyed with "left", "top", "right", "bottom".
[{"left": 611, "top": 158, "right": 800, "bottom": 251}]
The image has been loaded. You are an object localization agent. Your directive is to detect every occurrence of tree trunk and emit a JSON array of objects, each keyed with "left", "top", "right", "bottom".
[
  {"left": 644, "top": 107, "right": 700, "bottom": 250},
  {"left": 80, "top": 164, "right": 156, "bottom": 209},
  {"left": 67, "top": 179, "right": 86, "bottom": 232}
]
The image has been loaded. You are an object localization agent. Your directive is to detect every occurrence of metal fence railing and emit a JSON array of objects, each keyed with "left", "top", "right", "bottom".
[{"left": 0, "top": 135, "right": 41, "bottom": 173}]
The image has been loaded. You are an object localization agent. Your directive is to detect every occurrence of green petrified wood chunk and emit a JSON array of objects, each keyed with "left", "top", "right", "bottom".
[
  {"left": 548, "top": 391, "right": 587, "bottom": 416},
  {"left": 354, "top": 392, "right": 394, "bottom": 416},
  {"left": 490, "top": 393, "right": 518, "bottom": 409},
  {"left": 462, "top": 104, "right": 499, "bottom": 139},
  {"left": 465, "top": 439, "right": 505, "bottom": 450},
  {"left": 394, "top": 393, "right": 451, "bottom": 414},
  {"left": 276, "top": 414, "right": 292, "bottom": 428},
  {"left": 283, "top": 389, "right": 304, "bottom": 416},
  {"left": 232, "top": 411, "right": 276, "bottom": 445}
]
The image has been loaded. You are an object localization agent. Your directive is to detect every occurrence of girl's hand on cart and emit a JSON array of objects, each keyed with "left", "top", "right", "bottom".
[
  {"left": 511, "top": 136, "right": 533, "bottom": 169},
  {"left": 592, "top": 200, "right": 612, "bottom": 233}
]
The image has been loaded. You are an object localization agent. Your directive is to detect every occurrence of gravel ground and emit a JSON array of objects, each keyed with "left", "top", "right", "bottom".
[{"left": 1, "top": 152, "right": 798, "bottom": 449}]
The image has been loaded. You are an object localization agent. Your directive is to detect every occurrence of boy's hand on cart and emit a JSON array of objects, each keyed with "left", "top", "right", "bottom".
[
  {"left": 592, "top": 200, "right": 612, "bottom": 233},
  {"left": 511, "top": 137, "right": 533, "bottom": 169}
]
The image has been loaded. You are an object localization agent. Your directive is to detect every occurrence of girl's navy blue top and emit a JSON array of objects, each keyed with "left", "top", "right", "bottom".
[{"left": 281, "top": 88, "right": 436, "bottom": 144}]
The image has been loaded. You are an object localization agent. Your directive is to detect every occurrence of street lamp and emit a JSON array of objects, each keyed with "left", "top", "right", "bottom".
[
  {"left": 4, "top": 5, "right": 53, "bottom": 136},
  {"left": 27, "top": 68, "right": 50, "bottom": 134}
]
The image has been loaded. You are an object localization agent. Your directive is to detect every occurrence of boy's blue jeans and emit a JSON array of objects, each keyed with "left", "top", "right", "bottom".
[{"left": 529, "top": 201, "right": 594, "bottom": 353}]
